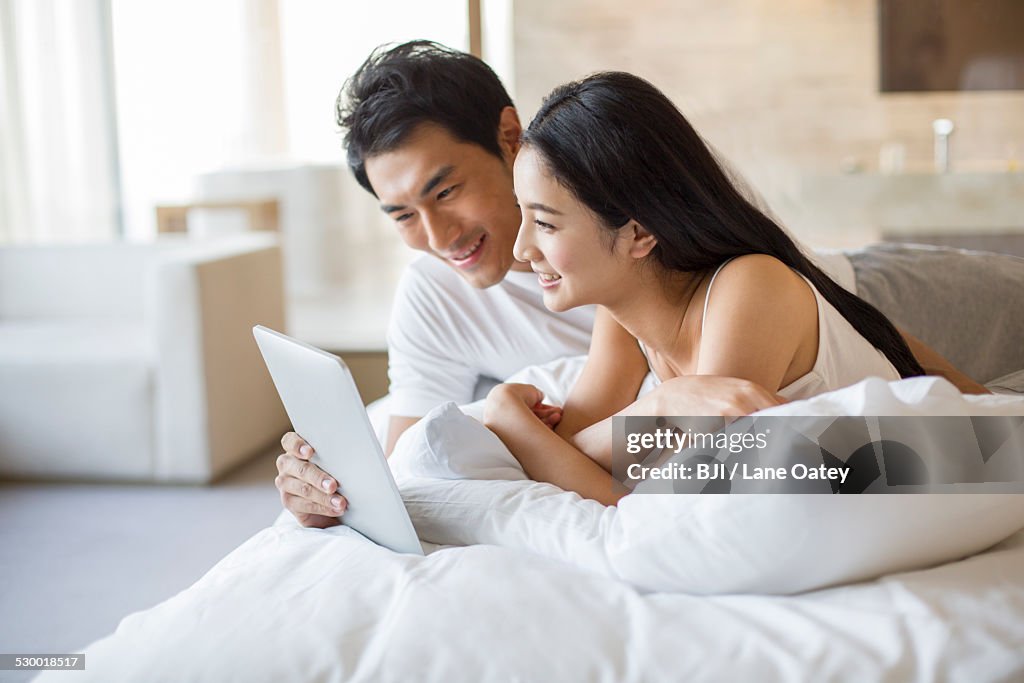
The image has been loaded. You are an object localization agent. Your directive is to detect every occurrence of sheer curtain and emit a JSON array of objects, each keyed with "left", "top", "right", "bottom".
[
  {"left": 276, "top": 0, "right": 469, "bottom": 163},
  {"left": 0, "top": 0, "right": 121, "bottom": 244},
  {"left": 1, "top": 0, "right": 501, "bottom": 243},
  {"left": 110, "top": 0, "right": 290, "bottom": 239}
]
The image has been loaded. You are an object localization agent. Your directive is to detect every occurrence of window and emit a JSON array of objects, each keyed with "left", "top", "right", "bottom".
[{"left": 3, "top": 0, "right": 492, "bottom": 242}]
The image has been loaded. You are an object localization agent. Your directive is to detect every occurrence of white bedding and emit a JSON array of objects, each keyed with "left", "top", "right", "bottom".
[
  {"left": 38, "top": 377, "right": 1024, "bottom": 682},
  {"left": 391, "top": 377, "right": 1024, "bottom": 596},
  {"left": 38, "top": 520, "right": 1024, "bottom": 682}
]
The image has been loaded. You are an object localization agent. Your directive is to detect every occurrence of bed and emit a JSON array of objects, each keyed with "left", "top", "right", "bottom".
[
  {"left": 37, "top": 504, "right": 1024, "bottom": 682},
  {"left": 37, "top": 245, "right": 1024, "bottom": 683}
]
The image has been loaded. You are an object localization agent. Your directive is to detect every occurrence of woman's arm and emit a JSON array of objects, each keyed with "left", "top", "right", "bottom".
[
  {"left": 484, "top": 383, "right": 630, "bottom": 506},
  {"left": 896, "top": 327, "right": 990, "bottom": 394},
  {"left": 566, "top": 375, "right": 784, "bottom": 472},
  {"left": 553, "top": 301, "right": 784, "bottom": 471},
  {"left": 554, "top": 306, "right": 650, "bottom": 439}
]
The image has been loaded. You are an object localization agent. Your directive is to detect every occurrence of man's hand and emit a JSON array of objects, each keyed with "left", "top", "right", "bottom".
[{"left": 275, "top": 432, "right": 347, "bottom": 529}]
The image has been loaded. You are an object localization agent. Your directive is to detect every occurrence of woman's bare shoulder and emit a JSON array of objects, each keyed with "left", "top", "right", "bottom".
[
  {"left": 702, "top": 253, "right": 817, "bottom": 333},
  {"left": 712, "top": 254, "right": 813, "bottom": 306},
  {"left": 695, "top": 255, "right": 819, "bottom": 386}
]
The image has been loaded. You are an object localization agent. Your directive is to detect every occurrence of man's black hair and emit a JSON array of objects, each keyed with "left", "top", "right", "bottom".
[{"left": 336, "top": 40, "right": 514, "bottom": 196}]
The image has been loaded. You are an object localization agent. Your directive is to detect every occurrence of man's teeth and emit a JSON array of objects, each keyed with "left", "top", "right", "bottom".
[
  {"left": 452, "top": 236, "right": 484, "bottom": 260},
  {"left": 538, "top": 273, "right": 561, "bottom": 282}
]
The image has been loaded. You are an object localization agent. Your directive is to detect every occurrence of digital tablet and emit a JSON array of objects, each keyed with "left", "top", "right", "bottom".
[{"left": 253, "top": 325, "right": 423, "bottom": 555}]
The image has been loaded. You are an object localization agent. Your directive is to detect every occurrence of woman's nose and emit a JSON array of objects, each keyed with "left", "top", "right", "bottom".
[{"left": 513, "top": 221, "right": 537, "bottom": 262}]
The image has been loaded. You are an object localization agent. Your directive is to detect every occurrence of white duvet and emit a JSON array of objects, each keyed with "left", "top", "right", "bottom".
[
  {"left": 36, "top": 520, "right": 1024, "bottom": 682},
  {"left": 39, "top": 377, "right": 1024, "bottom": 682}
]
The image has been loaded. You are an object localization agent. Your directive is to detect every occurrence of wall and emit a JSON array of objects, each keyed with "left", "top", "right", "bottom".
[{"left": 512, "top": 0, "right": 1024, "bottom": 246}]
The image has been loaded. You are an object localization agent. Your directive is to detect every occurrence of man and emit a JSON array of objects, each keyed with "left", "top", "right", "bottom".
[
  {"left": 276, "top": 41, "right": 601, "bottom": 528},
  {"left": 275, "top": 41, "right": 986, "bottom": 529}
]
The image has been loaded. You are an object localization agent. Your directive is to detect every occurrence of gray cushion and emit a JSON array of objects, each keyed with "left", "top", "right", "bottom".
[
  {"left": 986, "top": 369, "right": 1024, "bottom": 396},
  {"left": 848, "top": 243, "right": 1024, "bottom": 384}
]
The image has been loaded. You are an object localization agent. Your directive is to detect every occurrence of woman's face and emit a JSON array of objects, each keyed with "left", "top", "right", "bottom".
[{"left": 512, "top": 146, "right": 633, "bottom": 312}]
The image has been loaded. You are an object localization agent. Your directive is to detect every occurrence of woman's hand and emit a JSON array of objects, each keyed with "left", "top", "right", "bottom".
[
  {"left": 648, "top": 375, "right": 785, "bottom": 418},
  {"left": 484, "top": 382, "right": 629, "bottom": 505},
  {"left": 484, "top": 383, "right": 562, "bottom": 429},
  {"left": 564, "top": 375, "right": 783, "bottom": 473},
  {"left": 531, "top": 401, "right": 563, "bottom": 429}
]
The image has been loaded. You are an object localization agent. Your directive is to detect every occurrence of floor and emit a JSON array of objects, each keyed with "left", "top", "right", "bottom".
[{"left": 0, "top": 450, "right": 283, "bottom": 683}]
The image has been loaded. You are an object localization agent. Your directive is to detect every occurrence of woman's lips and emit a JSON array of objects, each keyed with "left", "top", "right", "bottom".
[{"left": 536, "top": 271, "right": 562, "bottom": 288}]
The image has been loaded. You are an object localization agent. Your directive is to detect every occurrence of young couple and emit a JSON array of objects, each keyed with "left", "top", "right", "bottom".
[{"left": 276, "top": 41, "right": 985, "bottom": 524}]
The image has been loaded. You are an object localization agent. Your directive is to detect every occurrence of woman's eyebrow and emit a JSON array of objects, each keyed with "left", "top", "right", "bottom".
[{"left": 526, "top": 202, "right": 563, "bottom": 215}]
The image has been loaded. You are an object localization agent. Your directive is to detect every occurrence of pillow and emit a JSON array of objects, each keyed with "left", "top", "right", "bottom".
[
  {"left": 389, "top": 402, "right": 527, "bottom": 482},
  {"left": 848, "top": 243, "right": 1024, "bottom": 383},
  {"left": 987, "top": 369, "right": 1024, "bottom": 396},
  {"left": 808, "top": 248, "right": 856, "bottom": 292},
  {"left": 397, "top": 376, "right": 1024, "bottom": 595}
]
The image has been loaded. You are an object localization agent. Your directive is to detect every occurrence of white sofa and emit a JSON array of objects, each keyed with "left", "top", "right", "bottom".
[{"left": 0, "top": 234, "right": 289, "bottom": 482}]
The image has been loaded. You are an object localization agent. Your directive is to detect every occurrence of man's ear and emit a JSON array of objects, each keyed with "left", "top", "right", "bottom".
[
  {"left": 627, "top": 221, "right": 658, "bottom": 259},
  {"left": 497, "top": 106, "right": 523, "bottom": 162}
]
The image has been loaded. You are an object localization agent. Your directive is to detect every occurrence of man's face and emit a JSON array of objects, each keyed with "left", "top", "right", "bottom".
[{"left": 364, "top": 122, "right": 528, "bottom": 289}]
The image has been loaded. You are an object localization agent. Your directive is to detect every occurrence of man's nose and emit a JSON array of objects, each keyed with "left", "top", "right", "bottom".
[{"left": 422, "top": 210, "right": 460, "bottom": 253}]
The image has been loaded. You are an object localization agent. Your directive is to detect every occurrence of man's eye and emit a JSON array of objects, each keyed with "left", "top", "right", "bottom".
[
  {"left": 437, "top": 185, "right": 456, "bottom": 200},
  {"left": 396, "top": 213, "right": 414, "bottom": 223}
]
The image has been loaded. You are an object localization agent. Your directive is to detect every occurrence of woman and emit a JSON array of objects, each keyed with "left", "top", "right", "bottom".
[{"left": 483, "top": 72, "right": 928, "bottom": 505}]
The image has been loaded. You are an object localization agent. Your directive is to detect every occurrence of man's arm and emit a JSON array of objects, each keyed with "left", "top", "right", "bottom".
[
  {"left": 385, "top": 415, "right": 420, "bottom": 456},
  {"left": 383, "top": 260, "right": 485, "bottom": 444},
  {"left": 897, "top": 327, "right": 990, "bottom": 394}
]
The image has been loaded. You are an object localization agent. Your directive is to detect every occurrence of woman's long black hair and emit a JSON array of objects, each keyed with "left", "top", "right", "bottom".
[{"left": 521, "top": 72, "right": 924, "bottom": 378}]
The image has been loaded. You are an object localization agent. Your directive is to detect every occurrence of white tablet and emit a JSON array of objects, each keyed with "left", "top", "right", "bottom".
[{"left": 253, "top": 325, "right": 423, "bottom": 555}]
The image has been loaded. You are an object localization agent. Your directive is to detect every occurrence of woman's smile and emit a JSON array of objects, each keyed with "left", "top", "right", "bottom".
[{"left": 535, "top": 270, "right": 562, "bottom": 288}]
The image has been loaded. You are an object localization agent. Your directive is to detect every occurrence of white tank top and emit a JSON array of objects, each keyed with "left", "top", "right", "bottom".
[{"left": 640, "top": 259, "right": 900, "bottom": 400}]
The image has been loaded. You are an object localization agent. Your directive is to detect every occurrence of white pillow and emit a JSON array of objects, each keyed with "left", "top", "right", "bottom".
[
  {"left": 456, "top": 354, "right": 660, "bottom": 425},
  {"left": 397, "top": 376, "right": 1024, "bottom": 595},
  {"left": 389, "top": 402, "right": 527, "bottom": 482}
]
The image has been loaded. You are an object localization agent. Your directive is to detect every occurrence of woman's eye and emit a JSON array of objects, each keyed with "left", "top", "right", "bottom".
[
  {"left": 396, "top": 213, "right": 414, "bottom": 223},
  {"left": 535, "top": 219, "right": 556, "bottom": 231}
]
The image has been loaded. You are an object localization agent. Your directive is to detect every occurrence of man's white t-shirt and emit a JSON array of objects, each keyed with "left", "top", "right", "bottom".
[{"left": 386, "top": 255, "right": 595, "bottom": 417}]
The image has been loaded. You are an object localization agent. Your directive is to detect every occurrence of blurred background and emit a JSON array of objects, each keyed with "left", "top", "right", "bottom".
[{"left": 2, "top": 0, "right": 1023, "bottom": 354}]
